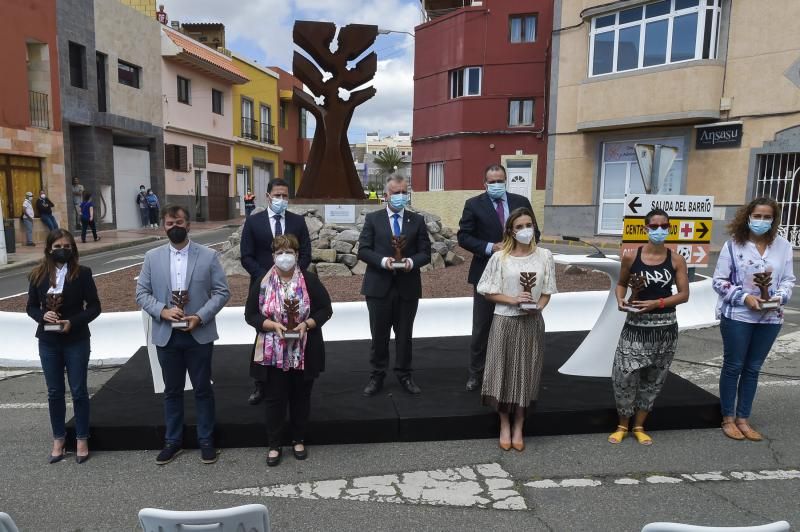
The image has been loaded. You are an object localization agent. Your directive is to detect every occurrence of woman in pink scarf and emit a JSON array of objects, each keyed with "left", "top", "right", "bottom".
[{"left": 245, "top": 235, "right": 333, "bottom": 466}]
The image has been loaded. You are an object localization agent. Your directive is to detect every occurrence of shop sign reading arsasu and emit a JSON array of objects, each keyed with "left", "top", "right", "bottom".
[
  {"left": 622, "top": 194, "right": 715, "bottom": 267},
  {"left": 695, "top": 123, "right": 743, "bottom": 150}
]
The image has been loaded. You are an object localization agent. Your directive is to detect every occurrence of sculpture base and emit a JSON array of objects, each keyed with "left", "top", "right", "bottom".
[
  {"left": 171, "top": 321, "right": 189, "bottom": 329},
  {"left": 43, "top": 323, "right": 64, "bottom": 332},
  {"left": 391, "top": 261, "right": 406, "bottom": 270},
  {"left": 284, "top": 331, "right": 301, "bottom": 341},
  {"left": 760, "top": 300, "right": 780, "bottom": 310},
  {"left": 519, "top": 303, "right": 539, "bottom": 311}
]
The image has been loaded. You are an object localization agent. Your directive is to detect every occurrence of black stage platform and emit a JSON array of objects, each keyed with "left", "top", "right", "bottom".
[{"left": 71, "top": 332, "right": 722, "bottom": 450}]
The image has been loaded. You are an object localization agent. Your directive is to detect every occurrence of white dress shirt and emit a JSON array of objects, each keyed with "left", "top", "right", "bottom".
[
  {"left": 47, "top": 264, "right": 69, "bottom": 295},
  {"left": 267, "top": 207, "right": 285, "bottom": 236},
  {"left": 381, "top": 207, "right": 414, "bottom": 270},
  {"left": 170, "top": 243, "right": 190, "bottom": 292}
]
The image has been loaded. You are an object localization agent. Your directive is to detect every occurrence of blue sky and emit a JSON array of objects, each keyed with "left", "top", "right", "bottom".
[{"left": 164, "top": 0, "right": 422, "bottom": 142}]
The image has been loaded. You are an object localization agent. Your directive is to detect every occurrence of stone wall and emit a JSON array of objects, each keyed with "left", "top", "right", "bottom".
[{"left": 219, "top": 207, "right": 465, "bottom": 277}]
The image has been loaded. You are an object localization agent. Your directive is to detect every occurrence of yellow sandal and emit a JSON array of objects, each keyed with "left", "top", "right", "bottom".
[
  {"left": 631, "top": 427, "right": 653, "bottom": 445},
  {"left": 607, "top": 425, "right": 628, "bottom": 444}
]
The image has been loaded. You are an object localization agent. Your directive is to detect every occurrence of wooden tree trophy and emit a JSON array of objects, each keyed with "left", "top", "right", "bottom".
[
  {"left": 284, "top": 297, "right": 302, "bottom": 340},
  {"left": 292, "top": 21, "right": 378, "bottom": 199},
  {"left": 170, "top": 290, "right": 190, "bottom": 329},
  {"left": 519, "top": 272, "right": 538, "bottom": 310},
  {"left": 391, "top": 235, "right": 408, "bottom": 270},
  {"left": 44, "top": 294, "right": 65, "bottom": 332},
  {"left": 753, "top": 271, "right": 779, "bottom": 310},
  {"left": 621, "top": 273, "right": 647, "bottom": 313}
]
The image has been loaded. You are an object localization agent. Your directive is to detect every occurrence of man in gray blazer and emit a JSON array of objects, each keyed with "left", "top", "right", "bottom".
[{"left": 136, "top": 205, "right": 230, "bottom": 465}]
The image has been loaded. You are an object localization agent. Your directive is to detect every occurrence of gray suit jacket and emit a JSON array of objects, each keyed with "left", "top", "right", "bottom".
[{"left": 136, "top": 241, "right": 231, "bottom": 347}]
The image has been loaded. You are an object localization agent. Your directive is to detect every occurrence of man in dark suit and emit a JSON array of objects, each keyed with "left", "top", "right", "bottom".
[
  {"left": 358, "top": 175, "right": 431, "bottom": 396},
  {"left": 240, "top": 178, "right": 312, "bottom": 405},
  {"left": 457, "top": 164, "right": 538, "bottom": 391}
]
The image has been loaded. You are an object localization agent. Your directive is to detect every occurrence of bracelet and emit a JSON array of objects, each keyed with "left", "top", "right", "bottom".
[{"left": 658, "top": 298, "right": 665, "bottom": 309}]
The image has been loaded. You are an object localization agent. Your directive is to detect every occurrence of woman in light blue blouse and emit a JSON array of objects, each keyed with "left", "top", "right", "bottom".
[{"left": 712, "top": 197, "right": 795, "bottom": 441}]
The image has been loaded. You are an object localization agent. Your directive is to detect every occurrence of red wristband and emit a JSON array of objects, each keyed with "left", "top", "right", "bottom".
[{"left": 658, "top": 298, "right": 665, "bottom": 309}]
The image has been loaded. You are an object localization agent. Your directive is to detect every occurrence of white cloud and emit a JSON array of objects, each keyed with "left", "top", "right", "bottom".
[{"left": 162, "top": 0, "right": 421, "bottom": 137}]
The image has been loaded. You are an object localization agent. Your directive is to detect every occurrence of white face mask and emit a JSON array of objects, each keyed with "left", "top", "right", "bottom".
[
  {"left": 275, "top": 253, "right": 296, "bottom": 272},
  {"left": 514, "top": 227, "right": 535, "bottom": 245}
]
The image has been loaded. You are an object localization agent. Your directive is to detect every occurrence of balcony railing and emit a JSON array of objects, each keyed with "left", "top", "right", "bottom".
[
  {"left": 240, "top": 117, "right": 277, "bottom": 145},
  {"left": 29, "top": 91, "right": 50, "bottom": 129},
  {"left": 240, "top": 117, "right": 258, "bottom": 140},
  {"left": 260, "top": 123, "right": 275, "bottom": 144}
]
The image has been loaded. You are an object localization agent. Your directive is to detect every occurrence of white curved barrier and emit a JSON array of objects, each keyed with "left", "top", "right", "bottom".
[{"left": 0, "top": 279, "right": 718, "bottom": 368}]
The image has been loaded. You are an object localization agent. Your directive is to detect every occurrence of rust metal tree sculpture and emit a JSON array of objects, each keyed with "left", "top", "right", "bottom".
[{"left": 292, "top": 21, "right": 378, "bottom": 199}]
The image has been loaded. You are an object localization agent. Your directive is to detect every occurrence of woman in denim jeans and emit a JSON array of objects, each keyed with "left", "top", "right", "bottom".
[
  {"left": 712, "top": 197, "right": 795, "bottom": 441},
  {"left": 26, "top": 229, "right": 101, "bottom": 463}
]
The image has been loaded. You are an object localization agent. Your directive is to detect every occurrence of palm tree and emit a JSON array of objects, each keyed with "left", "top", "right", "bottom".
[{"left": 373, "top": 147, "right": 408, "bottom": 178}]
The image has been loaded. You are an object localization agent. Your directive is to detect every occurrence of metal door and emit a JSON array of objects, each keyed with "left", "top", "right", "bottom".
[{"left": 754, "top": 152, "right": 800, "bottom": 246}]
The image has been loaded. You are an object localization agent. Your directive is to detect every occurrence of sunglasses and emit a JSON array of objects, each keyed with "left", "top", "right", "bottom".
[{"left": 646, "top": 223, "right": 670, "bottom": 230}]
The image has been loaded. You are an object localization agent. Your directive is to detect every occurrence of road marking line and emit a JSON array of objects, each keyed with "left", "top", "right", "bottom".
[
  {"left": 525, "top": 469, "right": 800, "bottom": 489},
  {"left": 0, "top": 402, "right": 61, "bottom": 409},
  {"left": 217, "top": 463, "right": 527, "bottom": 511}
]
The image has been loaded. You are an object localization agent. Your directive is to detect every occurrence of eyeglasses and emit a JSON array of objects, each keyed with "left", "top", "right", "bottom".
[{"left": 646, "top": 223, "right": 670, "bottom": 230}]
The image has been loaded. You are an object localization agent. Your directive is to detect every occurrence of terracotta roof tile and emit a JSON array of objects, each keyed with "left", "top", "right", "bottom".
[{"left": 164, "top": 29, "right": 248, "bottom": 82}]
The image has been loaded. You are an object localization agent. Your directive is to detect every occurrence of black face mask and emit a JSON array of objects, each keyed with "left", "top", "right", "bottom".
[
  {"left": 51, "top": 248, "right": 73, "bottom": 264},
  {"left": 166, "top": 226, "right": 188, "bottom": 244}
]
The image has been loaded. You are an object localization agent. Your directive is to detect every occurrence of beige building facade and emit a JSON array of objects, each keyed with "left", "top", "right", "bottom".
[{"left": 546, "top": 0, "right": 800, "bottom": 246}]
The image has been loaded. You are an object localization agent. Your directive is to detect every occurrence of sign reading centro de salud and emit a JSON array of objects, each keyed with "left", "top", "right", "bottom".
[{"left": 622, "top": 194, "right": 715, "bottom": 267}]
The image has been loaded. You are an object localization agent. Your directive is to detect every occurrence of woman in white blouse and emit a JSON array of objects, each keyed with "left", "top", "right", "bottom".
[
  {"left": 712, "top": 197, "right": 795, "bottom": 441},
  {"left": 477, "top": 207, "right": 557, "bottom": 451}
]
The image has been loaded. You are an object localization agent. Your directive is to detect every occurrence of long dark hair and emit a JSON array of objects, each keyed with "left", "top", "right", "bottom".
[
  {"left": 29, "top": 229, "right": 80, "bottom": 286},
  {"left": 728, "top": 197, "right": 781, "bottom": 245}
]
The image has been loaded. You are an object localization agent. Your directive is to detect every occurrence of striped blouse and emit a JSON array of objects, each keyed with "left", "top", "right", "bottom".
[{"left": 712, "top": 236, "right": 795, "bottom": 324}]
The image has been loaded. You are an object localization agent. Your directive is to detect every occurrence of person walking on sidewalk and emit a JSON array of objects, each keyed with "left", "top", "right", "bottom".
[
  {"left": 71, "top": 177, "right": 84, "bottom": 230},
  {"left": 146, "top": 189, "right": 160, "bottom": 228},
  {"left": 26, "top": 229, "right": 101, "bottom": 464},
  {"left": 37, "top": 190, "right": 59, "bottom": 232},
  {"left": 244, "top": 189, "right": 256, "bottom": 217},
  {"left": 136, "top": 205, "right": 231, "bottom": 465},
  {"left": 712, "top": 197, "right": 795, "bottom": 442},
  {"left": 137, "top": 185, "right": 150, "bottom": 228},
  {"left": 22, "top": 192, "right": 36, "bottom": 246},
  {"left": 79, "top": 192, "right": 100, "bottom": 243}
]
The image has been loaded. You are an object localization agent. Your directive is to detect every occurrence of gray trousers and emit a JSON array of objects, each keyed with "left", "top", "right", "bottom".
[{"left": 22, "top": 217, "right": 34, "bottom": 244}]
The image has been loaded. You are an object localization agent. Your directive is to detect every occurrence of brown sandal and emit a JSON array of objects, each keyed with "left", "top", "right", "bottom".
[
  {"left": 735, "top": 421, "right": 763, "bottom": 441},
  {"left": 721, "top": 421, "right": 745, "bottom": 440}
]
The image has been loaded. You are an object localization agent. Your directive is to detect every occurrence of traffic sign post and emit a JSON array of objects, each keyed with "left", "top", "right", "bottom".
[
  {"left": 634, "top": 143, "right": 679, "bottom": 194},
  {"left": 622, "top": 193, "right": 715, "bottom": 267}
]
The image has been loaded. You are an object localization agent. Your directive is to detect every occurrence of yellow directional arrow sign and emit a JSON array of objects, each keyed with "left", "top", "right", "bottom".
[{"left": 623, "top": 218, "right": 712, "bottom": 243}]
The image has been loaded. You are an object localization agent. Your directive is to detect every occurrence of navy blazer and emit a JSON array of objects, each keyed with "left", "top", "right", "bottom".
[
  {"left": 240, "top": 210, "right": 312, "bottom": 279},
  {"left": 457, "top": 192, "right": 536, "bottom": 285},
  {"left": 357, "top": 208, "right": 432, "bottom": 299},
  {"left": 26, "top": 265, "right": 101, "bottom": 342}
]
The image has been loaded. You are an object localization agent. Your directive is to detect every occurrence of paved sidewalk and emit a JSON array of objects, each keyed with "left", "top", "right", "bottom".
[{"left": 0, "top": 217, "right": 244, "bottom": 273}]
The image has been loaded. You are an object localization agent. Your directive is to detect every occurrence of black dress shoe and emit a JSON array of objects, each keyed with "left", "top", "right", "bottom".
[
  {"left": 248, "top": 386, "right": 264, "bottom": 405},
  {"left": 399, "top": 376, "right": 422, "bottom": 395},
  {"left": 155, "top": 444, "right": 183, "bottom": 465},
  {"left": 292, "top": 442, "right": 308, "bottom": 460},
  {"left": 48, "top": 451, "right": 66, "bottom": 464},
  {"left": 200, "top": 446, "right": 219, "bottom": 464},
  {"left": 362, "top": 376, "right": 384, "bottom": 397},
  {"left": 266, "top": 448, "right": 282, "bottom": 467},
  {"left": 76, "top": 453, "right": 90, "bottom": 464},
  {"left": 466, "top": 375, "right": 482, "bottom": 391}
]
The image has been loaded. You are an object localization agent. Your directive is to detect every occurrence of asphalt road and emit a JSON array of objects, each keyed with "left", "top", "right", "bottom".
[{"left": 0, "top": 228, "right": 234, "bottom": 299}]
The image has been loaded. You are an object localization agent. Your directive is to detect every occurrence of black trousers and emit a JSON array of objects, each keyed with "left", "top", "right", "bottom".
[
  {"left": 366, "top": 284, "right": 419, "bottom": 379},
  {"left": 469, "top": 286, "right": 496, "bottom": 377},
  {"left": 263, "top": 366, "right": 314, "bottom": 449},
  {"left": 80, "top": 218, "right": 97, "bottom": 242}
]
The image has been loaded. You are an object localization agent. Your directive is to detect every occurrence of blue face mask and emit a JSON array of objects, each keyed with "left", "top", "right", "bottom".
[
  {"left": 648, "top": 227, "right": 669, "bottom": 244},
  {"left": 270, "top": 197, "right": 288, "bottom": 214},
  {"left": 389, "top": 193, "right": 409, "bottom": 210},
  {"left": 486, "top": 182, "right": 506, "bottom": 200},
  {"left": 748, "top": 218, "right": 772, "bottom": 236}
]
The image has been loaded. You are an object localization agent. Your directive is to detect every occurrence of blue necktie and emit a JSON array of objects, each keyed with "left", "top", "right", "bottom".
[
  {"left": 273, "top": 215, "right": 283, "bottom": 236},
  {"left": 392, "top": 213, "right": 401, "bottom": 237}
]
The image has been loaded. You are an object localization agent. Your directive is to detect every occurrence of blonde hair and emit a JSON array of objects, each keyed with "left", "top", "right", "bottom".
[{"left": 500, "top": 207, "right": 537, "bottom": 256}]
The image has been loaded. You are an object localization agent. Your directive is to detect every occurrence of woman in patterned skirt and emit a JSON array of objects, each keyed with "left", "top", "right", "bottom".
[
  {"left": 478, "top": 207, "right": 557, "bottom": 451},
  {"left": 608, "top": 208, "right": 689, "bottom": 446}
]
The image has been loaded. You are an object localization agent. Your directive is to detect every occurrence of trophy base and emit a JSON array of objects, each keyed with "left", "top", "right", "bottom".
[
  {"left": 519, "top": 303, "right": 539, "bottom": 311},
  {"left": 284, "top": 332, "right": 301, "bottom": 340},
  {"left": 43, "top": 324, "right": 64, "bottom": 332},
  {"left": 760, "top": 300, "right": 780, "bottom": 310},
  {"left": 621, "top": 306, "right": 643, "bottom": 313},
  {"left": 391, "top": 261, "right": 406, "bottom": 270},
  {"left": 171, "top": 320, "right": 189, "bottom": 329}
]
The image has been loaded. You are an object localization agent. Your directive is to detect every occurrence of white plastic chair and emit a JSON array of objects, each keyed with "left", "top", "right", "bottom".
[
  {"left": 642, "top": 521, "right": 791, "bottom": 532},
  {"left": 0, "top": 513, "right": 20, "bottom": 532},
  {"left": 138, "top": 504, "right": 269, "bottom": 532}
]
